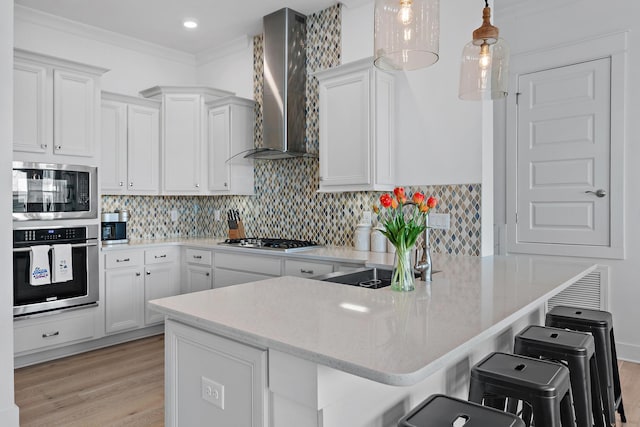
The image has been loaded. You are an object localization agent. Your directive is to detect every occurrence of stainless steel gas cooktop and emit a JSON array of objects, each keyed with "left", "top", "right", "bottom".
[{"left": 218, "top": 238, "right": 321, "bottom": 253}]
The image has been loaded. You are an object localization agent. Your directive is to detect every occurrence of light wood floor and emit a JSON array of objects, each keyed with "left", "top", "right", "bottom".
[
  {"left": 14, "top": 336, "right": 640, "bottom": 426},
  {"left": 15, "top": 335, "right": 164, "bottom": 427}
]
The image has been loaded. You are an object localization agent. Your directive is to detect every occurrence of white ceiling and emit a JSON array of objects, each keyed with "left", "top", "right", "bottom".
[{"left": 14, "top": 0, "right": 343, "bottom": 54}]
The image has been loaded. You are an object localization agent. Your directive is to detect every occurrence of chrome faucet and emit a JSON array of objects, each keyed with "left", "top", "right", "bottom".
[{"left": 414, "top": 221, "right": 433, "bottom": 282}]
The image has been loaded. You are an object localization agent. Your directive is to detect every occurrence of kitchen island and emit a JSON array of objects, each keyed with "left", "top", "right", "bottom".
[{"left": 149, "top": 254, "right": 596, "bottom": 427}]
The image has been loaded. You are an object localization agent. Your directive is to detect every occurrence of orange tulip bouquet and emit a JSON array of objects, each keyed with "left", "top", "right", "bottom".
[{"left": 374, "top": 187, "right": 437, "bottom": 291}]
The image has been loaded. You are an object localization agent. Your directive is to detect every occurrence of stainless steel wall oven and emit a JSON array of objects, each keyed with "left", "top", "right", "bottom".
[{"left": 13, "top": 225, "right": 99, "bottom": 317}]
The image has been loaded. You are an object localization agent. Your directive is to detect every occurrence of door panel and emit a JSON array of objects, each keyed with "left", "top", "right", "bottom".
[{"left": 516, "top": 58, "right": 611, "bottom": 246}]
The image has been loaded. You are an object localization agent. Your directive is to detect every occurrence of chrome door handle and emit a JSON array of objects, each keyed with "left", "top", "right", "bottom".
[{"left": 585, "top": 189, "right": 607, "bottom": 198}]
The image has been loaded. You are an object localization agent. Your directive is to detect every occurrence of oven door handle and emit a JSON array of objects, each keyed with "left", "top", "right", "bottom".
[{"left": 12, "top": 241, "right": 99, "bottom": 252}]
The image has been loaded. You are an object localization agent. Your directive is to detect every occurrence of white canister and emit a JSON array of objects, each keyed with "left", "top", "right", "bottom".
[
  {"left": 387, "top": 238, "right": 396, "bottom": 254},
  {"left": 370, "top": 227, "right": 387, "bottom": 253},
  {"left": 353, "top": 223, "right": 371, "bottom": 251}
]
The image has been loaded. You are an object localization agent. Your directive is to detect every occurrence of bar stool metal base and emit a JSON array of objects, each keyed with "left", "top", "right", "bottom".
[
  {"left": 469, "top": 352, "right": 576, "bottom": 427},
  {"left": 513, "top": 325, "right": 604, "bottom": 427},
  {"left": 546, "top": 306, "right": 627, "bottom": 426}
]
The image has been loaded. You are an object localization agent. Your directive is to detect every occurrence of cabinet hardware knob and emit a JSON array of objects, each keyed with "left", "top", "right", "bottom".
[
  {"left": 42, "top": 331, "right": 60, "bottom": 338},
  {"left": 55, "top": 145, "right": 62, "bottom": 150},
  {"left": 119, "top": 181, "right": 124, "bottom": 186},
  {"left": 206, "top": 272, "right": 210, "bottom": 276},
  {"left": 224, "top": 182, "right": 228, "bottom": 187},
  {"left": 585, "top": 189, "right": 607, "bottom": 198},
  {"left": 136, "top": 272, "right": 141, "bottom": 276},
  {"left": 129, "top": 182, "right": 134, "bottom": 187},
  {"left": 301, "top": 269, "right": 314, "bottom": 274},
  {"left": 116, "top": 258, "right": 130, "bottom": 263},
  {"left": 195, "top": 183, "right": 200, "bottom": 188},
  {"left": 41, "top": 144, "right": 48, "bottom": 149},
  {"left": 146, "top": 271, "right": 151, "bottom": 275}
]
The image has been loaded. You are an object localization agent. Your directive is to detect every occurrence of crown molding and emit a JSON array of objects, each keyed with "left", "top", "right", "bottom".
[
  {"left": 195, "top": 35, "right": 252, "bottom": 66},
  {"left": 14, "top": 5, "right": 196, "bottom": 66},
  {"left": 339, "top": 0, "right": 373, "bottom": 10}
]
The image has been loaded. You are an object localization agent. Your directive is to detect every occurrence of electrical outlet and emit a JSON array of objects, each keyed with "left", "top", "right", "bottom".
[
  {"left": 170, "top": 209, "right": 179, "bottom": 222},
  {"left": 362, "top": 211, "right": 372, "bottom": 225},
  {"left": 214, "top": 210, "right": 221, "bottom": 221},
  {"left": 429, "top": 213, "right": 450, "bottom": 230},
  {"left": 201, "top": 377, "right": 224, "bottom": 409}
]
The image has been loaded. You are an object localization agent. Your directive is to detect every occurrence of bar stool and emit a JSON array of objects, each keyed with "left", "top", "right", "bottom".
[
  {"left": 512, "top": 325, "right": 605, "bottom": 427},
  {"left": 469, "top": 352, "right": 576, "bottom": 427},
  {"left": 546, "top": 306, "right": 627, "bottom": 425},
  {"left": 398, "top": 394, "right": 525, "bottom": 427}
]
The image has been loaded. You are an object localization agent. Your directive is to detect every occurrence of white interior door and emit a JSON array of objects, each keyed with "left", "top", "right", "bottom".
[{"left": 516, "top": 58, "right": 611, "bottom": 247}]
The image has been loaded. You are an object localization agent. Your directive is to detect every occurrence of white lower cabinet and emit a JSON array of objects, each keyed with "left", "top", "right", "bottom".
[
  {"left": 183, "top": 248, "right": 214, "bottom": 294},
  {"left": 104, "top": 247, "right": 179, "bottom": 334},
  {"left": 104, "top": 251, "right": 144, "bottom": 334},
  {"left": 14, "top": 306, "right": 98, "bottom": 354},
  {"left": 214, "top": 252, "right": 282, "bottom": 288},
  {"left": 165, "top": 319, "right": 268, "bottom": 427}
]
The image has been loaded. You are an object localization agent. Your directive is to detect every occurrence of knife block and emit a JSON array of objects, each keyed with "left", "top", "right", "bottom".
[{"left": 228, "top": 220, "right": 246, "bottom": 239}]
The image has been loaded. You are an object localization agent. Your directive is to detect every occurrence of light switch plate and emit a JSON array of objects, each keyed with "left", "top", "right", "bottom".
[
  {"left": 170, "top": 209, "right": 179, "bottom": 222},
  {"left": 201, "top": 376, "right": 224, "bottom": 409},
  {"left": 214, "top": 210, "right": 221, "bottom": 221},
  {"left": 429, "top": 213, "right": 450, "bottom": 230},
  {"left": 362, "top": 211, "right": 372, "bottom": 225}
]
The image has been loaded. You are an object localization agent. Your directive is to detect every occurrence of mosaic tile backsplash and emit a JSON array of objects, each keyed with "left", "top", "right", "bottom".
[{"left": 102, "top": 5, "right": 482, "bottom": 256}]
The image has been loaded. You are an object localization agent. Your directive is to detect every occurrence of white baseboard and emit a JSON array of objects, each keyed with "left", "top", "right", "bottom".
[
  {"left": 616, "top": 341, "right": 640, "bottom": 364},
  {"left": 0, "top": 403, "right": 20, "bottom": 427}
]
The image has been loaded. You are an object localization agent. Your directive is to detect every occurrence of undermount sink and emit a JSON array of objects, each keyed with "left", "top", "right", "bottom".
[{"left": 313, "top": 267, "right": 394, "bottom": 289}]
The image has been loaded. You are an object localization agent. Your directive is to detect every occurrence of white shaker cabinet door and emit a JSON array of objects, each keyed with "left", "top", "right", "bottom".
[
  {"left": 101, "top": 100, "right": 128, "bottom": 193},
  {"left": 127, "top": 104, "right": 160, "bottom": 194},
  {"left": 13, "top": 61, "right": 48, "bottom": 153},
  {"left": 162, "top": 94, "right": 203, "bottom": 194},
  {"left": 104, "top": 267, "right": 144, "bottom": 334},
  {"left": 53, "top": 69, "right": 95, "bottom": 157},
  {"left": 144, "top": 262, "right": 180, "bottom": 326},
  {"left": 184, "top": 264, "right": 214, "bottom": 294},
  {"left": 207, "top": 105, "right": 231, "bottom": 192}
]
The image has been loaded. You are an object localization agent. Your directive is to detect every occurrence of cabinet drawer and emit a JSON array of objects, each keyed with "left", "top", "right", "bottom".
[
  {"left": 14, "top": 309, "right": 96, "bottom": 353},
  {"left": 185, "top": 248, "right": 213, "bottom": 266},
  {"left": 145, "top": 246, "right": 179, "bottom": 264},
  {"left": 215, "top": 252, "right": 282, "bottom": 276},
  {"left": 284, "top": 259, "right": 333, "bottom": 278},
  {"left": 105, "top": 250, "right": 143, "bottom": 269}
]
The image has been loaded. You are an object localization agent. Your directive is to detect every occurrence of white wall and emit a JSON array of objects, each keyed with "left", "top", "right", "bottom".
[
  {"left": 494, "top": 0, "right": 640, "bottom": 361},
  {"left": 14, "top": 6, "right": 197, "bottom": 96},
  {"left": 196, "top": 38, "right": 254, "bottom": 99},
  {"left": 342, "top": 0, "right": 486, "bottom": 186},
  {"left": 1, "top": 0, "right": 20, "bottom": 424}
]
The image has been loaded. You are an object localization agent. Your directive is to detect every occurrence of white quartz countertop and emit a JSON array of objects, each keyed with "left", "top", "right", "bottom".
[{"left": 149, "top": 253, "right": 596, "bottom": 386}]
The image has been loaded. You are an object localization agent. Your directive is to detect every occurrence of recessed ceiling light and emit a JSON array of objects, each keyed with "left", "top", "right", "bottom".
[{"left": 183, "top": 19, "right": 198, "bottom": 29}]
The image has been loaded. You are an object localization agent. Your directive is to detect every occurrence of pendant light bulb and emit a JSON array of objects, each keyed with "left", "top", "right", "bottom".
[
  {"left": 478, "top": 43, "right": 491, "bottom": 69},
  {"left": 398, "top": 0, "right": 414, "bottom": 26}
]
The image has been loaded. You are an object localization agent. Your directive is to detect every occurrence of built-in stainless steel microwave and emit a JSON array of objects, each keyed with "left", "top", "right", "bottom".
[{"left": 12, "top": 162, "right": 97, "bottom": 221}]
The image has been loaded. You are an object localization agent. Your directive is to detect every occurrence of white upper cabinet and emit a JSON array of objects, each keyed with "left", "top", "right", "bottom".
[
  {"left": 13, "top": 49, "right": 107, "bottom": 161},
  {"left": 206, "top": 96, "right": 255, "bottom": 195},
  {"left": 315, "top": 57, "right": 396, "bottom": 192},
  {"left": 140, "top": 86, "right": 234, "bottom": 195},
  {"left": 101, "top": 92, "right": 160, "bottom": 195}
]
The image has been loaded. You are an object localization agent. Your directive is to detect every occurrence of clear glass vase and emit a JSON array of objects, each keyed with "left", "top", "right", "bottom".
[{"left": 391, "top": 246, "right": 415, "bottom": 291}]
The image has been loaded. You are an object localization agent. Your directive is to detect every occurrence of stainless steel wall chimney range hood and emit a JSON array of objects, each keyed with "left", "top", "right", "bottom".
[{"left": 245, "top": 8, "right": 310, "bottom": 159}]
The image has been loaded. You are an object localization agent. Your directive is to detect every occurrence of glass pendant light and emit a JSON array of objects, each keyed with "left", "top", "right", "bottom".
[
  {"left": 459, "top": 0, "right": 509, "bottom": 100},
  {"left": 374, "top": 0, "right": 440, "bottom": 71}
]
